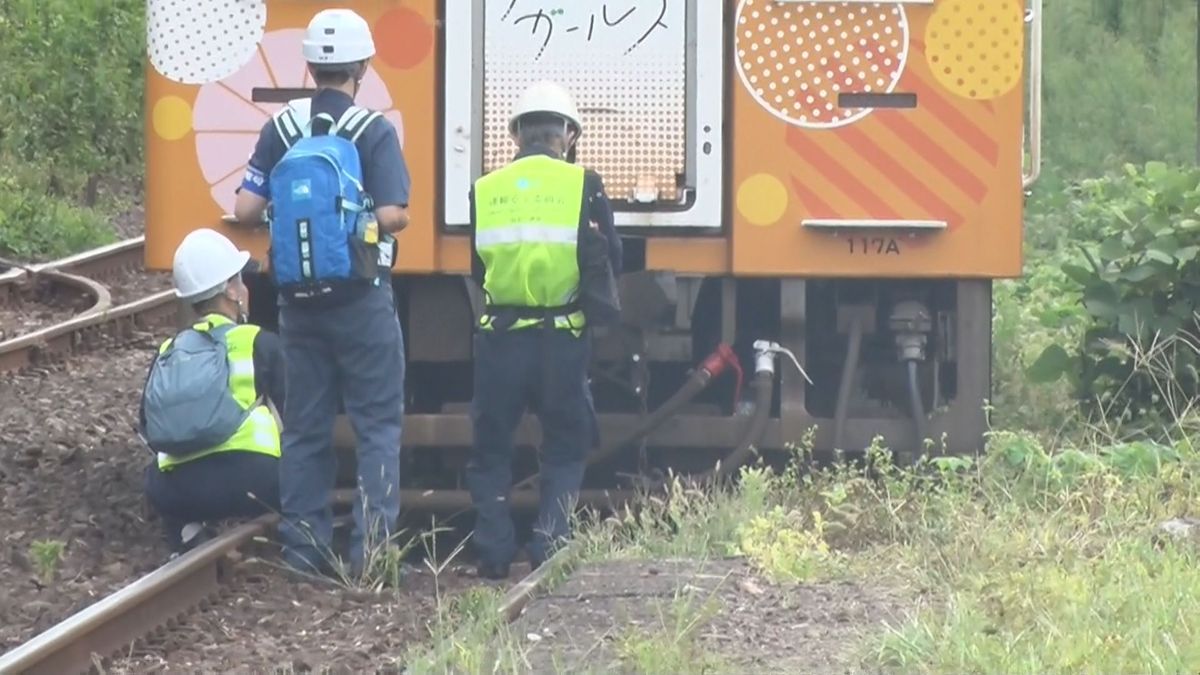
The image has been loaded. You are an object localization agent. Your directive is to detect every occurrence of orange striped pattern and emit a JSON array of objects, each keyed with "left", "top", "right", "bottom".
[{"left": 782, "top": 41, "right": 1003, "bottom": 232}]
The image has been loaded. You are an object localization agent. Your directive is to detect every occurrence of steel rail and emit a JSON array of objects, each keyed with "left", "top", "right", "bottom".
[
  {"left": 0, "top": 514, "right": 278, "bottom": 675},
  {"left": 0, "top": 236, "right": 146, "bottom": 288},
  {"left": 0, "top": 237, "right": 165, "bottom": 373},
  {"left": 0, "top": 289, "right": 175, "bottom": 374},
  {"left": 32, "top": 236, "right": 147, "bottom": 280},
  {"left": 1, "top": 514, "right": 578, "bottom": 675}
]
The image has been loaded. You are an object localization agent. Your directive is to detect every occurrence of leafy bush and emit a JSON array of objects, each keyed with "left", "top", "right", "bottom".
[
  {"left": 1036, "top": 0, "right": 1196, "bottom": 188},
  {"left": 0, "top": 173, "right": 116, "bottom": 260},
  {"left": 734, "top": 505, "right": 836, "bottom": 582},
  {"left": 1028, "top": 162, "right": 1200, "bottom": 437},
  {"left": 0, "top": 0, "right": 145, "bottom": 204}
]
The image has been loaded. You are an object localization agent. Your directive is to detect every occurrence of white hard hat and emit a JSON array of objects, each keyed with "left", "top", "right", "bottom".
[
  {"left": 509, "top": 80, "right": 583, "bottom": 137},
  {"left": 172, "top": 229, "right": 251, "bottom": 302},
  {"left": 302, "top": 9, "right": 376, "bottom": 65}
]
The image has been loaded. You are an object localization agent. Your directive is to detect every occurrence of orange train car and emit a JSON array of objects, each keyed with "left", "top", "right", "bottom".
[{"left": 144, "top": 0, "right": 1043, "bottom": 490}]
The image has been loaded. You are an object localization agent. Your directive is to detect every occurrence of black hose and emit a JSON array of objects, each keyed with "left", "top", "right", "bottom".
[
  {"left": 906, "top": 359, "right": 928, "bottom": 451},
  {"left": 512, "top": 365, "right": 717, "bottom": 492},
  {"left": 704, "top": 369, "right": 774, "bottom": 483},
  {"left": 833, "top": 317, "right": 864, "bottom": 451}
]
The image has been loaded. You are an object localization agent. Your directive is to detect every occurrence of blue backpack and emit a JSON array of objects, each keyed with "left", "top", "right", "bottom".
[{"left": 267, "top": 99, "right": 382, "bottom": 300}]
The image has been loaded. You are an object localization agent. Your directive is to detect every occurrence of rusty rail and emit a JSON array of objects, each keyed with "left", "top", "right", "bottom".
[
  {"left": 0, "top": 514, "right": 278, "bottom": 675},
  {"left": 0, "top": 514, "right": 577, "bottom": 675},
  {"left": 0, "top": 289, "right": 175, "bottom": 374},
  {"left": 0, "top": 238, "right": 175, "bottom": 374},
  {"left": 33, "top": 236, "right": 147, "bottom": 281}
]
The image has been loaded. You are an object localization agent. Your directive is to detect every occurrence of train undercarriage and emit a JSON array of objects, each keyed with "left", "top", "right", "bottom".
[{"left": 240, "top": 270, "right": 992, "bottom": 512}]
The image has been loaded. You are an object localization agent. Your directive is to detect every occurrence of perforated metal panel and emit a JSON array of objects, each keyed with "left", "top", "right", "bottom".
[
  {"left": 482, "top": 1, "right": 688, "bottom": 204},
  {"left": 444, "top": 1, "right": 725, "bottom": 229}
]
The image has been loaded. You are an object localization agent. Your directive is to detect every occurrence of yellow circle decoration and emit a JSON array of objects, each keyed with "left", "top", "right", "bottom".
[
  {"left": 926, "top": 0, "right": 1025, "bottom": 100},
  {"left": 152, "top": 96, "right": 193, "bottom": 140},
  {"left": 737, "top": 174, "right": 789, "bottom": 227}
]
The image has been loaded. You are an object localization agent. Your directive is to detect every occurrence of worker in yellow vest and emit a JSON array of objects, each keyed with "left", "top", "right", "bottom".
[
  {"left": 139, "top": 229, "right": 285, "bottom": 554},
  {"left": 467, "top": 81, "right": 623, "bottom": 579}
]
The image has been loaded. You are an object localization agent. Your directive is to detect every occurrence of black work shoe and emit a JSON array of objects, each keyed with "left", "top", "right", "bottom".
[{"left": 476, "top": 561, "right": 511, "bottom": 580}]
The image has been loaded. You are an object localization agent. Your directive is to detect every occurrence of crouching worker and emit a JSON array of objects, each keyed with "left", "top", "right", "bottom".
[{"left": 139, "top": 229, "right": 285, "bottom": 554}]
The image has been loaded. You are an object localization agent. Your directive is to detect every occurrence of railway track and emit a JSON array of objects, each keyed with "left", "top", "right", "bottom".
[
  {"left": 0, "top": 237, "right": 176, "bottom": 374},
  {"left": 0, "top": 514, "right": 570, "bottom": 674},
  {"left": 0, "top": 239, "right": 596, "bottom": 671}
]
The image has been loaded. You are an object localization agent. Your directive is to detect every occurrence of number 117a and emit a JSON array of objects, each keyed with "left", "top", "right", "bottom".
[{"left": 847, "top": 237, "right": 901, "bottom": 255}]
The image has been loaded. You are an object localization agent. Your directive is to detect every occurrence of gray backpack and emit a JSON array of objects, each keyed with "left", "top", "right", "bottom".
[{"left": 139, "top": 323, "right": 254, "bottom": 457}]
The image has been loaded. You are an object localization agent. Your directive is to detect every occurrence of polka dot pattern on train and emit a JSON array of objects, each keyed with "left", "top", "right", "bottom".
[
  {"left": 737, "top": 174, "right": 789, "bottom": 227},
  {"left": 734, "top": 0, "right": 909, "bottom": 129},
  {"left": 147, "top": 0, "right": 266, "bottom": 85},
  {"left": 151, "top": 96, "right": 192, "bottom": 141},
  {"left": 925, "top": 0, "right": 1025, "bottom": 100}
]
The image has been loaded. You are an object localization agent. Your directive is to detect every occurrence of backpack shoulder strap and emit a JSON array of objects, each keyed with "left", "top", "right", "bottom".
[
  {"left": 206, "top": 322, "right": 238, "bottom": 343},
  {"left": 333, "top": 105, "right": 383, "bottom": 145},
  {"left": 273, "top": 98, "right": 317, "bottom": 149}
]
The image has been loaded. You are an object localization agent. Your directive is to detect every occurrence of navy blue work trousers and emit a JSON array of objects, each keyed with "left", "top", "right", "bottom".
[
  {"left": 277, "top": 284, "right": 405, "bottom": 573},
  {"left": 467, "top": 326, "right": 598, "bottom": 567},
  {"left": 144, "top": 451, "right": 280, "bottom": 551}
]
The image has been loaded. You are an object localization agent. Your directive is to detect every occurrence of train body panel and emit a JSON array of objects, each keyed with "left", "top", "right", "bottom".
[
  {"left": 144, "top": 0, "right": 442, "bottom": 272},
  {"left": 729, "top": 0, "right": 1026, "bottom": 278},
  {"left": 144, "top": 0, "right": 1041, "bottom": 467},
  {"left": 145, "top": 0, "right": 1029, "bottom": 279}
]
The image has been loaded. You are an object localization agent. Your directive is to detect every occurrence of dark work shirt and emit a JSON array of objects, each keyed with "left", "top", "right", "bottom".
[
  {"left": 238, "top": 88, "right": 410, "bottom": 309},
  {"left": 469, "top": 143, "right": 623, "bottom": 289},
  {"left": 138, "top": 324, "right": 287, "bottom": 436},
  {"left": 239, "top": 89, "right": 410, "bottom": 208}
]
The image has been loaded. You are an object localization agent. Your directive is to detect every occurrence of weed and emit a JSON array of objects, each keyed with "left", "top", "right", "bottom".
[
  {"left": 733, "top": 506, "right": 837, "bottom": 583},
  {"left": 29, "top": 539, "right": 65, "bottom": 585},
  {"left": 615, "top": 580, "right": 729, "bottom": 674},
  {"left": 0, "top": 173, "right": 116, "bottom": 260}
]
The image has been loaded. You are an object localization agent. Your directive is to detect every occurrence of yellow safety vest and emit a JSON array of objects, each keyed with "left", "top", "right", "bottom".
[
  {"left": 156, "top": 314, "right": 281, "bottom": 471},
  {"left": 473, "top": 154, "right": 587, "bottom": 333}
]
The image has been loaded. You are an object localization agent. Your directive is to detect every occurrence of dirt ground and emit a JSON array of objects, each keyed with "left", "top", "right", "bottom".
[
  {"left": 111, "top": 202, "right": 145, "bottom": 241},
  {"left": 103, "top": 265, "right": 174, "bottom": 306},
  {"left": 0, "top": 275, "right": 95, "bottom": 342},
  {"left": 0, "top": 202, "right": 165, "bottom": 341},
  {"left": 102, "top": 202, "right": 176, "bottom": 306},
  {"left": 0, "top": 337, "right": 173, "bottom": 651},
  {"left": 103, "top": 557, "right": 499, "bottom": 674},
  {"left": 506, "top": 558, "right": 904, "bottom": 674}
]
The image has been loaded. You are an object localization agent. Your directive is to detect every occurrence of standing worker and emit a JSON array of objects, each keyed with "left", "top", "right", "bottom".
[
  {"left": 140, "top": 229, "right": 284, "bottom": 555},
  {"left": 232, "top": 8, "right": 410, "bottom": 578},
  {"left": 467, "top": 80, "right": 623, "bottom": 580}
]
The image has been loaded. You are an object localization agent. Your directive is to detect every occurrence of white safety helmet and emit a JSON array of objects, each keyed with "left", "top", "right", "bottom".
[
  {"left": 172, "top": 229, "right": 251, "bottom": 303},
  {"left": 302, "top": 9, "right": 376, "bottom": 65},
  {"left": 509, "top": 80, "right": 583, "bottom": 138}
]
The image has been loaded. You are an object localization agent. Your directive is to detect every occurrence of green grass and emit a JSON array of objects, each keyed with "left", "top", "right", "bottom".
[
  {"left": 613, "top": 585, "right": 729, "bottom": 675},
  {"left": 0, "top": 171, "right": 117, "bottom": 262},
  {"left": 28, "top": 539, "right": 65, "bottom": 585},
  {"left": 404, "top": 399, "right": 1198, "bottom": 673}
]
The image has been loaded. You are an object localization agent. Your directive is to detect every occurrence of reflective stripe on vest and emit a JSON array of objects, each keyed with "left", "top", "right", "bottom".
[
  {"left": 156, "top": 314, "right": 281, "bottom": 471},
  {"left": 473, "top": 155, "right": 587, "bottom": 332}
]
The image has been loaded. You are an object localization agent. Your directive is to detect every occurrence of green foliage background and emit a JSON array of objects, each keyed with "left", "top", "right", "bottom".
[
  {"left": 0, "top": 0, "right": 144, "bottom": 260},
  {"left": 989, "top": 0, "right": 1199, "bottom": 435}
]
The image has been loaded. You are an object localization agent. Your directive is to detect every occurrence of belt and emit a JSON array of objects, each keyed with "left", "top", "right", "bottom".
[{"left": 484, "top": 303, "right": 581, "bottom": 331}]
